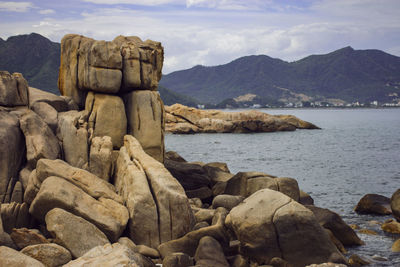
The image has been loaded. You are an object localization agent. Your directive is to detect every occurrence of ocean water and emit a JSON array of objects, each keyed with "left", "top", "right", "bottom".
[{"left": 165, "top": 108, "right": 400, "bottom": 265}]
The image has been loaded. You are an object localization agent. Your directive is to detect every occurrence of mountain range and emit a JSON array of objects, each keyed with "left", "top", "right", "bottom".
[{"left": 1, "top": 33, "right": 400, "bottom": 106}]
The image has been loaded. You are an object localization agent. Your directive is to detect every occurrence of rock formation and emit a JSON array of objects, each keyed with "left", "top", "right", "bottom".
[
  {"left": 165, "top": 103, "right": 320, "bottom": 134},
  {"left": 0, "top": 33, "right": 363, "bottom": 266}
]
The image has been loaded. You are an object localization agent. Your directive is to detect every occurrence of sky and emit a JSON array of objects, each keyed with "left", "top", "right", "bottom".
[{"left": 0, "top": 0, "right": 399, "bottom": 74}]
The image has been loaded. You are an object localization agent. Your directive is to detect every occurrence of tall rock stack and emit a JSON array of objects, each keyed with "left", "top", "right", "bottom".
[{"left": 58, "top": 34, "right": 165, "bottom": 163}]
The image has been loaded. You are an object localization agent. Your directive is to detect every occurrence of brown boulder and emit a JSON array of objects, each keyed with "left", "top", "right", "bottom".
[
  {"left": 19, "top": 110, "right": 60, "bottom": 169},
  {"left": 10, "top": 228, "right": 49, "bottom": 249},
  {"left": 123, "top": 90, "right": 165, "bottom": 162},
  {"left": 194, "top": 236, "right": 229, "bottom": 267},
  {"left": 0, "top": 110, "right": 25, "bottom": 203},
  {"left": 0, "top": 71, "right": 28, "bottom": 107},
  {"left": 306, "top": 206, "right": 364, "bottom": 246},
  {"left": 164, "top": 159, "right": 211, "bottom": 190},
  {"left": 46, "top": 208, "right": 110, "bottom": 258},
  {"left": 354, "top": 194, "right": 392, "bottom": 215},
  {"left": 163, "top": 252, "right": 193, "bottom": 267},
  {"left": 391, "top": 189, "right": 400, "bottom": 221},
  {"left": 89, "top": 136, "right": 113, "bottom": 181},
  {"left": 225, "top": 189, "right": 345, "bottom": 266},
  {"left": 85, "top": 92, "right": 127, "bottom": 149},
  {"left": 1, "top": 202, "right": 33, "bottom": 233},
  {"left": 21, "top": 243, "right": 72, "bottom": 267},
  {"left": 28, "top": 87, "right": 70, "bottom": 112},
  {"left": 0, "top": 246, "right": 45, "bottom": 267}
]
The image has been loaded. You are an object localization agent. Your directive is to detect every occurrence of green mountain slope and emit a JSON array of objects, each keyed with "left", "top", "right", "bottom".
[
  {"left": 0, "top": 33, "right": 60, "bottom": 95},
  {"left": 158, "top": 86, "right": 198, "bottom": 107},
  {"left": 160, "top": 46, "right": 400, "bottom": 104}
]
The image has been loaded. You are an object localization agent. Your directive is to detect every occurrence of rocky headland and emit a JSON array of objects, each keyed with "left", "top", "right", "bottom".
[
  {"left": 0, "top": 33, "right": 399, "bottom": 267},
  {"left": 165, "top": 104, "right": 320, "bottom": 134}
]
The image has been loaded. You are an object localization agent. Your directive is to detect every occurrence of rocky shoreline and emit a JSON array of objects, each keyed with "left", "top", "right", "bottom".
[
  {"left": 0, "top": 33, "right": 399, "bottom": 267},
  {"left": 165, "top": 104, "right": 320, "bottom": 134}
]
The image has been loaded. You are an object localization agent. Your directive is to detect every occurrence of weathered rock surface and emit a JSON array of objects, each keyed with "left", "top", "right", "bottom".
[
  {"left": 381, "top": 219, "right": 400, "bottom": 234},
  {"left": 164, "top": 159, "right": 211, "bottom": 190},
  {"left": 212, "top": 194, "right": 244, "bottom": 211},
  {"left": 10, "top": 228, "right": 49, "bottom": 249},
  {"left": 114, "top": 145, "right": 159, "bottom": 248},
  {"left": 392, "top": 238, "right": 400, "bottom": 252},
  {"left": 45, "top": 208, "right": 110, "bottom": 258},
  {"left": 391, "top": 189, "right": 400, "bottom": 221},
  {"left": 57, "top": 110, "right": 89, "bottom": 169},
  {"left": 123, "top": 135, "right": 195, "bottom": 242},
  {"left": 225, "top": 189, "right": 346, "bottom": 266},
  {"left": 89, "top": 136, "right": 113, "bottom": 181},
  {"left": 58, "top": 34, "right": 163, "bottom": 108},
  {"left": 194, "top": 236, "right": 229, "bottom": 267},
  {"left": 0, "top": 246, "right": 45, "bottom": 267},
  {"left": 165, "top": 104, "right": 319, "bottom": 134},
  {"left": 19, "top": 110, "right": 60, "bottom": 169},
  {"left": 29, "top": 87, "right": 70, "bottom": 112},
  {"left": 30, "top": 176, "right": 128, "bottom": 241},
  {"left": 0, "top": 71, "right": 29, "bottom": 107},
  {"left": 354, "top": 194, "right": 392, "bottom": 215},
  {"left": 163, "top": 252, "right": 193, "bottom": 267},
  {"left": 35, "top": 159, "right": 122, "bottom": 203},
  {"left": 1, "top": 202, "right": 33, "bottom": 233},
  {"left": 0, "top": 110, "right": 25, "bottom": 203},
  {"left": 123, "top": 90, "right": 165, "bottom": 162},
  {"left": 64, "top": 243, "right": 144, "bottom": 267},
  {"left": 223, "top": 171, "right": 300, "bottom": 200},
  {"left": 85, "top": 92, "right": 127, "bottom": 148},
  {"left": 31, "top": 101, "right": 58, "bottom": 133},
  {"left": 306, "top": 205, "right": 364, "bottom": 246},
  {"left": 158, "top": 207, "right": 229, "bottom": 258},
  {"left": 21, "top": 243, "right": 72, "bottom": 267}
]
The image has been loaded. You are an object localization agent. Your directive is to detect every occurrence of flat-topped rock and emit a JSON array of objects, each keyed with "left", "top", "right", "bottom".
[{"left": 165, "top": 104, "right": 319, "bottom": 134}]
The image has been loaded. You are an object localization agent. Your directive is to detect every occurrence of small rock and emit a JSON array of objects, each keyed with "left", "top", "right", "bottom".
[
  {"left": 135, "top": 244, "right": 160, "bottom": 258},
  {"left": 212, "top": 194, "right": 244, "bottom": 210},
  {"left": 348, "top": 254, "right": 370, "bottom": 266},
  {"left": 371, "top": 254, "right": 387, "bottom": 261},
  {"left": 10, "top": 228, "right": 49, "bottom": 249},
  {"left": 391, "top": 189, "right": 400, "bottom": 221},
  {"left": 21, "top": 243, "right": 72, "bottom": 267},
  {"left": 354, "top": 194, "right": 392, "bottom": 215},
  {"left": 193, "top": 221, "right": 209, "bottom": 230},
  {"left": 358, "top": 229, "right": 378, "bottom": 235},
  {"left": 163, "top": 252, "right": 193, "bottom": 267},
  {"left": 194, "top": 236, "right": 229, "bottom": 267}
]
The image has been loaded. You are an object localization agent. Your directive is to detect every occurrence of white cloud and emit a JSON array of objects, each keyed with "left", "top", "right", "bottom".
[
  {"left": 39, "top": 9, "right": 55, "bottom": 15},
  {"left": 186, "top": 0, "right": 271, "bottom": 10},
  {"left": 0, "top": 1, "right": 34, "bottom": 12},
  {"left": 33, "top": 21, "right": 61, "bottom": 28},
  {"left": 82, "top": 0, "right": 184, "bottom": 5}
]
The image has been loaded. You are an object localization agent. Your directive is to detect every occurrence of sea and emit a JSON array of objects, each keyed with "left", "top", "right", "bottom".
[{"left": 165, "top": 108, "right": 400, "bottom": 266}]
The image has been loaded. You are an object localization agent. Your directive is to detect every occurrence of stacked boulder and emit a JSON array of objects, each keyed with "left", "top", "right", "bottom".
[
  {"left": 58, "top": 34, "right": 164, "bottom": 163},
  {"left": 0, "top": 33, "right": 364, "bottom": 266}
]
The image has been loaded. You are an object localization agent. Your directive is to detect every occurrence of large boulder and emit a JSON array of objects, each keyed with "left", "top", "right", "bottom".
[
  {"left": 194, "top": 236, "right": 229, "bottom": 267},
  {"left": 354, "top": 194, "right": 392, "bottom": 215},
  {"left": 0, "top": 110, "right": 25, "bottom": 203},
  {"left": 306, "top": 205, "right": 364, "bottom": 246},
  {"left": 0, "top": 246, "right": 45, "bottom": 267},
  {"left": 158, "top": 207, "right": 229, "bottom": 258},
  {"left": 28, "top": 87, "right": 70, "bottom": 112},
  {"left": 21, "top": 243, "right": 72, "bottom": 267},
  {"left": 225, "top": 189, "right": 346, "bottom": 266},
  {"left": 30, "top": 101, "right": 58, "bottom": 133},
  {"left": 85, "top": 92, "right": 127, "bottom": 149},
  {"left": 78, "top": 40, "right": 122, "bottom": 93},
  {"left": 45, "top": 159, "right": 120, "bottom": 201},
  {"left": 10, "top": 228, "right": 49, "bottom": 250},
  {"left": 45, "top": 208, "right": 110, "bottom": 258},
  {"left": 89, "top": 136, "right": 113, "bottom": 181},
  {"left": 19, "top": 110, "right": 60, "bottom": 169},
  {"left": 114, "top": 135, "right": 194, "bottom": 248},
  {"left": 29, "top": 176, "right": 128, "bottom": 241},
  {"left": 123, "top": 90, "right": 165, "bottom": 162},
  {"left": 0, "top": 71, "right": 28, "bottom": 106},
  {"left": 391, "top": 189, "right": 400, "bottom": 221},
  {"left": 57, "top": 111, "right": 89, "bottom": 169},
  {"left": 113, "top": 35, "right": 163, "bottom": 91},
  {"left": 64, "top": 243, "right": 145, "bottom": 267},
  {"left": 1, "top": 202, "right": 33, "bottom": 233}
]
